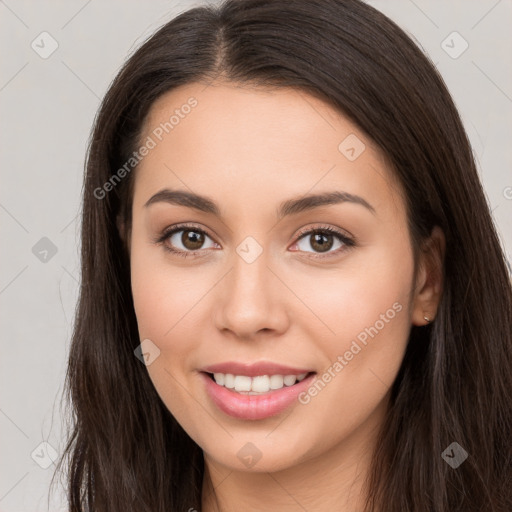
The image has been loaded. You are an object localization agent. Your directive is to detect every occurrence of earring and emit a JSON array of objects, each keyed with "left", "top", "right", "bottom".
[{"left": 423, "top": 314, "right": 431, "bottom": 324}]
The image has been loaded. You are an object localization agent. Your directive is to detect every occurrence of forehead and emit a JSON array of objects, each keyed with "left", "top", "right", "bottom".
[{"left": 132, "top": 81, "right": 405, "bottom": 221}]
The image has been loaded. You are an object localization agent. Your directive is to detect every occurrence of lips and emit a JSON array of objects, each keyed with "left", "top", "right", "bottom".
[
  {"left": 199, "top": 361, "right": 317, "bottom": 420},
  {"left": 201, "top": 371, "right": 316, "bottom": 420},
  {"left": 201, "top": 361, "right": 314, "bottom": 377}
]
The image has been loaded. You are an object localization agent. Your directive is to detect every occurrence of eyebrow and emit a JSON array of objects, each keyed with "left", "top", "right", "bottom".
[{"left": 144, "top": 188, "right": 376, "bottom": 217}]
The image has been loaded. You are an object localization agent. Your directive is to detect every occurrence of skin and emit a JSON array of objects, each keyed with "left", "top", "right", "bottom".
[{"left": 122, "top": 81, "right": 444, "bottom": 512}]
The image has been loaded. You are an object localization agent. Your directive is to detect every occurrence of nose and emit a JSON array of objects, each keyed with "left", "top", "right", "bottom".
[{"left": 212, "top": 247, "right": 290, "bottom": 341}]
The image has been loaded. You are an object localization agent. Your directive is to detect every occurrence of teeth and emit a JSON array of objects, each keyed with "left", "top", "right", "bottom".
[
  {"left": 252, "top": 375, "right": 270, "bottom": 392},
  {"left": 212, "top": 372, "right": 310, "bottom": 393},
  {"left": 234, "top": 375, "right": 252, "bottom": 392},
  {"left": 269, "top": 374, "right": 284, "bottom": 389},
  {"left": 224, "top": 373, "right": 235, "bottom": 389},
  {"left": 283, "top": 375, "right": 297, "bottom": 386}
]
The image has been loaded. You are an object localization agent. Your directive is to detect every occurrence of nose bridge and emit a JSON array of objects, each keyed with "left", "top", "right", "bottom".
[
  {"left": 232, "top": 240, "right": 268, "bottom": 298},
  {"left": 214, "top": 235, "right": 288, "bottom": 337}
]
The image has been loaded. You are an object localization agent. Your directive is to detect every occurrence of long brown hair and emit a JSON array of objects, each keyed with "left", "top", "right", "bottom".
[{"left": 51, "top": 0, "right": 512, "bottom": 510}]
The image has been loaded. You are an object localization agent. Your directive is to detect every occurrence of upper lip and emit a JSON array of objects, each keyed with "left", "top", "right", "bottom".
[{"left": 201, "top": 361, "right": 315, "bottom": 377}]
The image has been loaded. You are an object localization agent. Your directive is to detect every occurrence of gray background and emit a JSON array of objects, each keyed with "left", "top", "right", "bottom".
[{"left": 1, "top": 0, "right": 511, "bottom": 510}]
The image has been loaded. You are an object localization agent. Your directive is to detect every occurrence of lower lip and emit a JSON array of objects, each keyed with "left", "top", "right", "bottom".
[{"left": 200, "top": 372, "right": 316, "bottom": 420}]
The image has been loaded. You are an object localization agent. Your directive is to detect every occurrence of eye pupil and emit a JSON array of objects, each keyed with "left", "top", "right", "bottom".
[
  {"left": 182, "top": 230, "right": 204, "bottom": 250},
  {"left": 311, "top": 232, "right": 333, "bottom": 252}
]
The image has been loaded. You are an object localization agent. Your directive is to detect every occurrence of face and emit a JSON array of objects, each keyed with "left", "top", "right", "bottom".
[{"left": 126, "top": 81, "right": 434, "bottom": 474}]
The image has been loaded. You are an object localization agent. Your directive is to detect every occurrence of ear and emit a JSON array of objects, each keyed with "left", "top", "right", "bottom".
[
  {"left": 116, "top": 214, "right": 131, "bottom": 252},
  {"left": 116, "top": 213, "right": 125, "bottom": 241},
  {"left": 411, "top": 225, "right": 445, "bottom": 326}
]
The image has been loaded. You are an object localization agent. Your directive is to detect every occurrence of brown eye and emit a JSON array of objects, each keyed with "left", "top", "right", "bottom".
[
  {"left": 163, "top": 226, "right": 218, "bottom": 254},
  {"left": 292, "top": 227, "right": 354, "bottom": 257},
  {"left": 181, "top": 230, "right": 205, "bottom": 250},
  {"left": 309, "top": 232, "right": 334, "bottom": 253}
]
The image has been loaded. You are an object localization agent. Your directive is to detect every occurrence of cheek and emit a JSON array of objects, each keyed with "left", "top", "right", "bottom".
[
  {"left": 287, "top": 241, "right": 414, "bottom": 412},
  {"left": 130, "top": 240, "right": 208, "bottom": 341},
  {"left": 130, "top": 245, "right": 207, "bottom": 419},
  {"left": 286, "top": 239, "right": 414, "bottom": 350}
]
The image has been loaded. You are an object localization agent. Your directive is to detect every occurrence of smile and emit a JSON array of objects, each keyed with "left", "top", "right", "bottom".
[
  {"left": 210, "top": 372, "right": 309, "bottom": 394},
  {"left": 200, "top": 371, "right": 317, "bottom": 420}
]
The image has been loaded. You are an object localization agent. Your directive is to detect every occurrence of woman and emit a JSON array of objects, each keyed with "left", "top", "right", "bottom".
[{"left": 52, "top": 0, "right": 512, "bottom": 510}]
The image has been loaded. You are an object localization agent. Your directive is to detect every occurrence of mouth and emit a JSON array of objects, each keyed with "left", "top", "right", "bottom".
[
  {"left": 200, "top": 370, "right": 317, "bottom": 420},
  {"left": 202, "top": 371, "right": 316, "bottom": 394}
]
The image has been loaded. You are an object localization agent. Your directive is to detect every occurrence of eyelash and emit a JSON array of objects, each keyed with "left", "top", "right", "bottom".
[{"left": 153, "top": 222, "right": 356, "bottom": 260}]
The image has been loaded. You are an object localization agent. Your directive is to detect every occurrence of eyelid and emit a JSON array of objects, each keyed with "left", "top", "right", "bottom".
[
  {"left": 156, "top": 222, "right": 214, "bottom": 240},
  {"left": 293, "top": 223, "right": 354, "bottom": 242}
]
